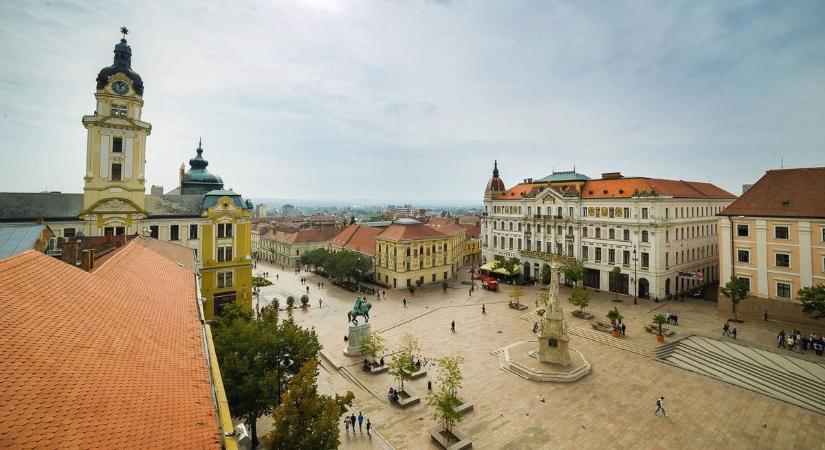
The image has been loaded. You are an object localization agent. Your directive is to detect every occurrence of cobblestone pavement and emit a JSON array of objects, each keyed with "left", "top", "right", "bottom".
[{"left": 251, "top": 261, "right": 825, "bottom": 449}]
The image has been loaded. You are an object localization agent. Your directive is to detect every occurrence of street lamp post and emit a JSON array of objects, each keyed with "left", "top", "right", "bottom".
[{"left": 632, "top": 247, "right": 638, "bottom": 305}]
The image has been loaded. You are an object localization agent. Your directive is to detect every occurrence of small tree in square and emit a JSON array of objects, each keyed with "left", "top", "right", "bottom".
[
  {"left": 427, "top": 355, "right": 465, "bottom": 442},
  {"left": 509, "top": 286, "right": 524, "bottom": 307},
  {"left": 798, "top": 284, "right": 825, "bottom": 319},
  {"left": 359, "top": 331, "right": 387, "bottom": 360},
  {"left": 720, "top": 276, "right": 749, "bottom": 322},
  {"left": 568, "top": 285, "right": 591, "bottom": 314}
]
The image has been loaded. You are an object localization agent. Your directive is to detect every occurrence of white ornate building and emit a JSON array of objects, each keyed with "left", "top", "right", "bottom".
[{"left": 481, "top": 163, "right": 736, "bottom": 299}]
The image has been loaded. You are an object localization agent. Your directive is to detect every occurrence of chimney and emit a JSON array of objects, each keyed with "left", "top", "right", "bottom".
[
  {"left": 601, "top": 172, "right": 623, "bottom": 180},
  {"left": 81, "top": 249, "right": 95, "bottom": 271},
  {"left": 62, "top": 240, "right": 78, "bottom": 266},
  {"left": 527, "top": 178, "right": 533, "bottom": 183}
]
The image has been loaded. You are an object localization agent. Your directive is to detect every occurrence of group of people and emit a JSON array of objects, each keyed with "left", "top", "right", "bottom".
[
  {"left": 777, "top": 329, "right": 825, "bottom": 355},
  {"left": 388, "top": 387, "right": 400, "bottom": 403},
  {"left": 343, "top": 411, "right": 371, "bottom": 437},
  {"left": 362, "top": 357, "right": 385, "bottom": 372},
  {"left": 665, "top": 312, "right": 679, "bottom": 325},
  {"left": 722, "top": 321, "right": 738, "bottom": 339}
]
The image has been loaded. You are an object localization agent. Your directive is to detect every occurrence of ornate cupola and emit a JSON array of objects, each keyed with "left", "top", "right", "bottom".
[
  {"left": 95, "top": 27, "right": 144, "bottom": 96},
  {"left": 181, "top": 139, "right": 225, "bottom": 195},
  {"left": 484, "top": 160, "right": 506, "bottom": 197}
]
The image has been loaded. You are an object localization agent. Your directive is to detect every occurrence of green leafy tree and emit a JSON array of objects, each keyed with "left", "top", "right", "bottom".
[
  {"left": 416, "top": 278, "right": 424, "bottom": 288},
  {"left": 540, "top": 264, "right": 552, "bottom": 285},
  {"left": 720, "top": 276, "right": 750, "bottom": 322},
  {"left": 493, "top": 257, "right": 520, "bottom": 278},
  {"left": 263, "top": 359, "right": 354, "bottom": 450},
  {"left": 609, "top": 267, "right": 622, "bottom": 298},
  {"left": 799, "top": 284, "right": 825, "bottom": 319},
  {"left": 359, "top": 331, "right": 387, "bottom": 358},
  {"left": 286, "top": 296, "right": 296, "bottom": 309},
  {"left": 607, "top": 309, "right": 622, "bottom": 328},
  {"left": 427, "top": 355, "right": 465, "bottom": 440},
  {"left": 408, "top": 285, "right": 416, "bottom": 294},
  {"left": 652, "top": 313, "right": 668, "bottom": 336},
  {"left": 213, "top": 304, "right": 322, "bottom": 449},
  {"left": 560, "top": 258, "right": 585, "bottom": 286},
  {"left": 538, "top": 291, "right": 550, "bottom": 307},
  {"left": 253, "top": 276, "right": 273, "bottom": 287},
  {"left": 389, "top": 333, "right": 420, "bottom": 391},
  {"left": 568, "top": 285, "right": 591, "bottom": 313},
  {"left": 509, "top": 286, "right": 524, "bottom": 307},
  {"left": 300, "top": 294, "right": 309, "bottom": 306},
  {"left": 299, "top": 248, "right": 330, "bottom": 272}
]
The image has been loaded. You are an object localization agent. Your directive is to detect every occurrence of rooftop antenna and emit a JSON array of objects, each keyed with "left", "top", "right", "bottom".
[{"left": 780, "top": 155, "right": 784, "bottom": 168}]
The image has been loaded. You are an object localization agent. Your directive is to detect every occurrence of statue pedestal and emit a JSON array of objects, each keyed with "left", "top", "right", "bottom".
[{"left": 344, "top": 322, "right": 371, "bottom": 357}]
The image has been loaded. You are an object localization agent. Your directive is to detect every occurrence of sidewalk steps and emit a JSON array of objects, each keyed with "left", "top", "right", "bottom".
[{"left": 657, "top": 336, "right": 825, "bottom": 415}]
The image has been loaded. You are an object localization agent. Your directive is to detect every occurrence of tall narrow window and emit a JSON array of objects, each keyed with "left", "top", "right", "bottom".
[
  {"left": 189, "top": 224, "right": 198, "bottom": 239},
  {"left": 149, "top": 225, "right": 159, "bottom": 239},
  {"left": 112, "top": 137, "right": 123, "bottom": 153},
  {"left": 170, "top": 225, "right": 179, "bottom": 241},
  {"left": 111, "top": 163, "right": 122, "bottom": 181},
  {"left": 217, "top": 223, "right": 234, "bottom": 238},
  {"left": 641, "top": 230, "right": 649, "bottom": 242},
  {"left": 111, "top": 104, "right": 128, "bottom": 116},
  {"left": 641, "top": 208, "right": 649, "bottom": 219},
  {"left": 641, "top": 252, "right": 650, "bottom": 268}
]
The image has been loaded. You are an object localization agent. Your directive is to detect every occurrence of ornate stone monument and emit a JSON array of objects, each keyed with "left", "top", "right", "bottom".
[
  {"left": 536, "top": 260, "right": 571, "bottom": 366},
  {"left": 344, "top": 296, "right": 373, "bottom": 357}
]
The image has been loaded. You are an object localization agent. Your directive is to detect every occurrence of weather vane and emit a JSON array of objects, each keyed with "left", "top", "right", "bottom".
[{"left": 120, "top": 26, "right": 129, "bottom": 39}]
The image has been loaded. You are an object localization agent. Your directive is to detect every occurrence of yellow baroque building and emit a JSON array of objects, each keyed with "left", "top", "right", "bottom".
[
  {"left": 0, "top": 31, "right": 252, "bottom": 320},
  {"left": 374, "top": 217, "right": 466, "bottom": 289}
]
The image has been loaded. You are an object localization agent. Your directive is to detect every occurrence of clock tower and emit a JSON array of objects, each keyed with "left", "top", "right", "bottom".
[{"left": 81, "top": 28, "right": 151, "bottom": 235}]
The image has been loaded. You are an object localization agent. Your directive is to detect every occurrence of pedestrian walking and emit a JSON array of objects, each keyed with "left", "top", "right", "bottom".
[
  {"left": 722, "top": 321, "right": 730, "bottom": 337},
  {"left": 764, "top": 309, "right": 768, "bottom": 321},
  {"left": 653, "top": 396, "right": 668, "bottom": 417},
  {"left": 621, "top": 323, "right": 626, "bottom": 336},
  {"left": 777, "top": 330, "right": 786, "bottom": 348},
  {"left": 358, "top": 412, "right": 364, "bottom": 432},
  {"left": 403, "top": 298, "right": 407, "bottom": 308},
  {"left": 533, "top": 322, "right": 539, "bottom": 333},
  {"left": 469, "top": 287, "right": 472, "bottom": 297},
  {"left": 366, "top": 419, "right": 371, "bottom": 437},
  {"left": 482, "top": 304, "right": 486, "bottom": 314},
  {"left": 451, "top": 320, "right": 456, "bottom": 333},
  {"left": 350, "top": 413, "right": 356, "bottom": 430},
  {"left": 344, "top": 417, "right": 350, "bottom": 433},
  {"left": 319, "top": 298, "right": 323, "bottom": 308},
  {"left": 732, "top": 328, "right": 737, "bottom": 340}
]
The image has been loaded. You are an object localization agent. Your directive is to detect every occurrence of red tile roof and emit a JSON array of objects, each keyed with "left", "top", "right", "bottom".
[
  {"left": 377, "top": 218, "right": 466, "bottom": 242},
  {"left": 460, "top": 223, "right": 481, "bottom": 239},
  {"left": 493, "top": 183, "right": 543, "bottom": 199},
  {"left": 719, "top": 167, "right": 825, "bottom": 218},
  {"left": 329, "top": 224, "right": 384, "bottom": 256},
  {"left": 581, "top": 178, "right": 735, "bottom": 199},
  {"left": 268, "top": 228, "right": 336, "bottom": 244},
  {"left": 0, "top": 237, "right": 221, "bottom": 449}
]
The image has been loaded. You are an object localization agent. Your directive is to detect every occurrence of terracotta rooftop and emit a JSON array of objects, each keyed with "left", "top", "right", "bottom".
[
  {"left": 0, "top": 237, "right": 222, "bottom": 449},
  {"left": 329, "top": 224, "right": 385, "bottom": 256},
  {"left": 493, "top": 183, "right": 543, "bottom": 199},
  {"left": 719, "top": 167, "right": 825, "bottom": 218},
  {"left": 581, "top": 177, "right": 735, "bottom": 199},
  {"left": 377, "top": 218, "right": 466, "bottom": 242},
  {"left": 459, "top": 222, "right": 481, "bottom": 239},
  {"left": 266, "top": 227, "right": 336, "bottom": 245}
]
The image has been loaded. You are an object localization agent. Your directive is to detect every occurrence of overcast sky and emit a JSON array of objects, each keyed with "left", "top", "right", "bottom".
[{"left": 1, "top": 1, "right": 823, "bottom": 202}]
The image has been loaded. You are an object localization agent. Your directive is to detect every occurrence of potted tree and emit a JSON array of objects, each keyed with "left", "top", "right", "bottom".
[
  {"left": 509, "top": 286, "right": 527, "bottom": 310},
  {"left": 300, "top": 294, "right": 309, "bottom": 309},
  {"left": 272, "top": 298, "right": 280, "bottom": 311},
  {"left": 442, "top": 281, "right": 449, "bottom": 294},
  {"left": 428, "top": 355, "right": 471, "bottom": 448},
  {"left": 569, "top": 285, "right": 593, "bottom": 319},
  {"left": 286, "top": 295, "right": 296, "bottom": 315},
  {"left": 607, "top": 309, "right": 622, "bottom": 338},
  {"left": 652, "top": 313, "right": 667, "bottom": 342},
  {"left": 408, "top": 285, "right": 416, "bottom": 296}
]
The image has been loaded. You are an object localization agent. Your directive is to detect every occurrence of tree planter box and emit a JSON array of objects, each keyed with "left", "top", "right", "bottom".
[
  {"left": 591, "top": 322, "right": 612, "bottom": 333},
  {"left": 455, "top": 399, "right": 474, "bottom": 415},
  {"left": 508, "top": 303, "right": 529, "bottom": 310},
  {"left": 572, "top": 310, "right": 594, "bottom": 320},
  {"left": 394, "top": 389, "right": 420, "bottom": 408},
  {"left": 402, "top": 367, "right": 428, "bottom": 380},
  {"left": 430, "top": 426, "right": 472, "bottom": 450},
  {"left": 369, "top": 365, "right": 388, "bottom": 375},
  {"left": 645, "top": 325, "right": 675, "bottom": 337}
]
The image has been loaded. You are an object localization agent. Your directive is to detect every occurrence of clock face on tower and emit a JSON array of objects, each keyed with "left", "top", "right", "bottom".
[{"left": 111, "top": 80, "right": 129, "bottom": 95}]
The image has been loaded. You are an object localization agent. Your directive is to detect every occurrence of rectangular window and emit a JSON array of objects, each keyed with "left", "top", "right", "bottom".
[
  {"left": 641, "top": 252, "right": 650, "bottom": 268},
  {"left": 111, "top": 104, "right": 128, "bottom": 116},
  {"left": 623, "top": 207, "right": 630, "bottom": 218},
  {"left": 609, "top": 229, "right": 615, "bottom": 240},
  {"left": 170, "top": 225, "right": 179, "bottom": 241},
  {"left": 736, "top": 224, "right": 749, "bottom": 237},
  {"left": 115, "top": 226, "right": 125, "bottom": 236},
  {"left": 63, "top": 227, "right": 76, "bottom": 238},
  {"left": 217, "top": 223, "right": 233, "bottom": 238},
  {"left": 775, "top": 226, "right": 789, "bottom": 240},
  {"left": 595, "top": 228, "right": 601, "bottom": 238},
  {"left": 595, "top": 247, "right": 602, "bottom": 262},
  {"left": 623, "top": 229, "right": 630, "bottom": 241},
  {"left": 737, "top": 276, "right": 751, "bottom": 291},
  {"left": 776, "top": 282, "right": 791, "bottom": 299},
  {"left": 641, "top": 208, "right": 649, "bottom": 219},
  {"left": 444, "top": 272, "right": 448, "bottom": 280},
  {"left": 608, "top": 249, "right": 615, "bottom": 263},
  {"left": 582, "top": 246, "right": 589, "bottom": 260},
  {"left": 189, "top": 224, "right": 198, "bottom": 239},
  {"left": 623, "top": 250, "right": 630, "bottom": 266},
  {"left": 218, "top": 246, "right": 233, "bottom": 262},
  {"left": 112, "top": 137, "right": 123, "bottom": 153},
  {"left": 149, "top": 225, "right": 159, "bottom": 239},
  {"left": 775, "top": 253, "right": 790, "bottom": 268},
  {"left": 582, "top": 227, "right": 589, "bottom": 238},
  {"left": 737, "top": 250, "right": 750, "bottom": 263},
  {"left": 569, "top": 207, "right": 574, "bottom": 217},
  {"left": 609, "top": 207, "right": 615, "bottom": 218},
  {"left": 217, "top": 272, "right": 234, "bottom": 288},
  {"left": 111, "top": 163, "right": 122, "bottom": 181}
]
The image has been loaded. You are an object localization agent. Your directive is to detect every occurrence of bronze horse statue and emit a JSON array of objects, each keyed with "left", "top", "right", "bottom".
[{"left": 347, "top": 296, "right": 372, "bottom": 325}]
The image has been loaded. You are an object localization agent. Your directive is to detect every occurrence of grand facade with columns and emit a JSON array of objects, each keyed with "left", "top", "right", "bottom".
[
  {"left": 0, "top": 31, "right": 252, "bottom": 319},
  {"left": 481, "top": 162, "right": 736, "bottom": 300}
]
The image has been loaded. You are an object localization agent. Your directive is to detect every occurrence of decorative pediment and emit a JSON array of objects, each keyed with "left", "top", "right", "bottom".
[{"left": 81, "top": 197, "right": 145, "bottom": 216}]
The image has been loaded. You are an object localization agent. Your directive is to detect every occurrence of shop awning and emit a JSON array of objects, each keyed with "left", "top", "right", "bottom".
[{"left": 480, "top": 261, "right": 521, "bottom": 276}]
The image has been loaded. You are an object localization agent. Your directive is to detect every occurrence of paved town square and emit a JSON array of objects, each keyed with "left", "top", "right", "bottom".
[{"left": 251, "top": 260, "right": 825, "bottom": 449}]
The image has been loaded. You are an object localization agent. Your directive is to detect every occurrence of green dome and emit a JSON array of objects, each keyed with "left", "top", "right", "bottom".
[{"left": 181, "top": 140, "right": 224, "bottom": 195}]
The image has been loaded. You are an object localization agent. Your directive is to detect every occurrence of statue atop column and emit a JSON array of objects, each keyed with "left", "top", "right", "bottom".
[{"left": 537, "top": 256, "right": 571, "bottom": 366}]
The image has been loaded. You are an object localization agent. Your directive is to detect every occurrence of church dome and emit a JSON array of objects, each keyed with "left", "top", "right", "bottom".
[
  {"left": 183, "top": 140, "right": 223, "bottom": 186},
  {"left": 485, "top": 160, "right": 506, "bottom": 194},
  {"left": 95, "top": 30, "right": 144, "bottom": 95}
]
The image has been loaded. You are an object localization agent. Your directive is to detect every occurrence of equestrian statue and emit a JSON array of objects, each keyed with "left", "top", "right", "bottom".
[{"left": 347, "top": 296, "right": 372, "bottom": 325}]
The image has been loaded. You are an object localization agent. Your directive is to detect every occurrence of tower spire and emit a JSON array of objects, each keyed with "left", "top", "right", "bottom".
[{"left": 493, "top": 160, "right": 499, "bottom": 178}]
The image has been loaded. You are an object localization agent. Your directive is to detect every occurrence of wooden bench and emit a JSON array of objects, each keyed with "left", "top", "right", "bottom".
[{"left": 644, "top": 325, "right": 675, "bottom": 337}]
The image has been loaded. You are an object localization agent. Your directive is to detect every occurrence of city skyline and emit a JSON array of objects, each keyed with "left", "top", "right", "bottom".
[{"left": 1, "top": 1, "right": 824, "bottom": 201}]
